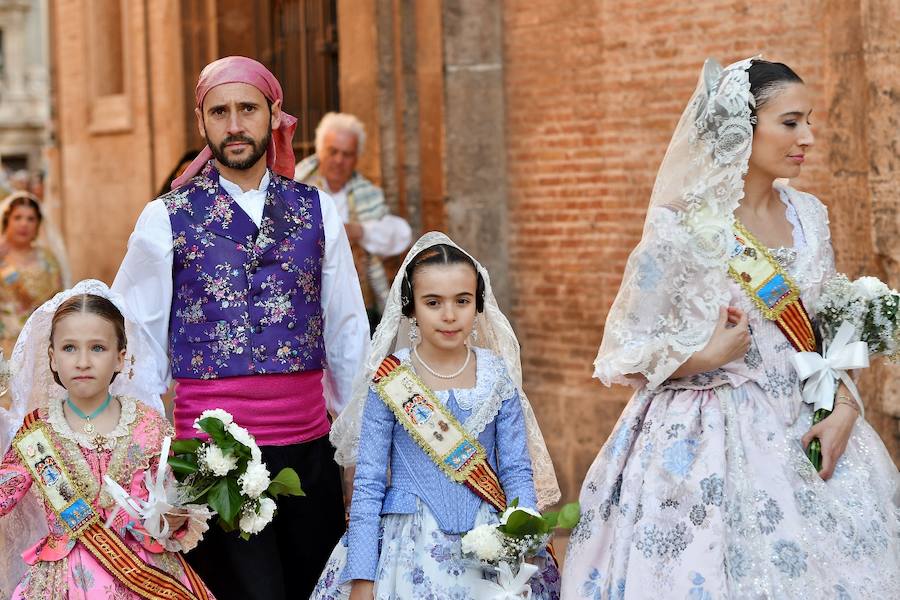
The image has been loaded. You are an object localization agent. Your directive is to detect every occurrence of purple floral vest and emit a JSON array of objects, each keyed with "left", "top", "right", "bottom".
[{"left": 165, "top": 162, "right": 326, "bottom": 379}]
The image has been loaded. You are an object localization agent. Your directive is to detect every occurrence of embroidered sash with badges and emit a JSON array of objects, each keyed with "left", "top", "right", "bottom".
[
  {"left": 13, "top": 411, "right": 208, "bottom": 600},
  {"left": 728, "top": 221, "right": 816, "bottom": 353},
  {"left": 372, "top": 355, "right": 508, "bottom": 512}
]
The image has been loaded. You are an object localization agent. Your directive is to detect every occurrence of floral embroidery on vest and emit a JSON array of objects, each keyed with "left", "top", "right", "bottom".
[{"left": 164, "top": 161, "right": 326, "bottom": 379}]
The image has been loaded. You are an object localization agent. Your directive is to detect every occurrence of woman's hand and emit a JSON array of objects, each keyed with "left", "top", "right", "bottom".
[
  {"left": 349, "top": 580, "right": 374, "bottom": 600},
  {"left": 671, "top": 307, "right": 750, "bottom": 379},
  {"left": 802, "top": 403, "right": 857, "bottom": 480}
]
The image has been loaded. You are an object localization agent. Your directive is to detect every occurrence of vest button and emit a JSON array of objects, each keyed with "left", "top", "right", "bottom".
[
  {"left": 235, "top": 347, "right": 244, "bottom": 355},
  {"left": 281, "top": 263, "right": 290, "bottom": 271},
  {"left": 254, "top": 325, "right": 263, "bottom": 335},
  {"left": 287, "top": 322, "right": 295, "bottom": 330}
]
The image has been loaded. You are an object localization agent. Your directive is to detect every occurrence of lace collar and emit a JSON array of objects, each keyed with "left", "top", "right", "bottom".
[
  {"left": 395, "top": 346, "right": 516, "bottom": 435},
  {"left": 47, "top": 395, "right": 139, "bottom": 450}
]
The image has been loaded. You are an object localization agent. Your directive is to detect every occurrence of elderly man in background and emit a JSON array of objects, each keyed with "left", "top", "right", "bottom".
[{"left": 295, "top": 112, "right": 411, "bottom": 330}]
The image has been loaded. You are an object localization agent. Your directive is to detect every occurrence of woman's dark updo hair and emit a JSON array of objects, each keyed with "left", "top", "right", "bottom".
[
  {"left": 747, "top": 60, "right": 804, "bottom": 120},
  {"left": 2, "top": 193, "right": 43, "bottom": 233},
  {"left": 400, "top": 244, "right": 486, "bottom": 317}
]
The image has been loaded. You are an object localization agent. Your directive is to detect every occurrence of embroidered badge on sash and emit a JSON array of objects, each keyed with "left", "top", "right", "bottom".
[
  {"left": 15, "top": 424, "right": 99, "bottom": 537},
  {"left": 373, "top": 356, "right": 508, "bottom": 511},
  {"left": 728, "top": 221, "right": 816, "bottom": 352}
]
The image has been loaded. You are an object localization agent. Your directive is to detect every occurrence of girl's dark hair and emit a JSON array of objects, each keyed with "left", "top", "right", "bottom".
[
  {"left": 400, "top": 244, "right": 486, "bottom": 317},
  {"left": 748, "top": 60, "right": 804, "bottom": 116},
  {"left": 2, "top": 193, "right": 42, "bottom": 233},
  {"left": 49, "top": 294, "right": 127, "bottom": 387}
]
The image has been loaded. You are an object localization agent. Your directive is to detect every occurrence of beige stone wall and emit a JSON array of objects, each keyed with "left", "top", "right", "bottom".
[{"left": 52, "top": 0, "right": 186, "bottom": 284}]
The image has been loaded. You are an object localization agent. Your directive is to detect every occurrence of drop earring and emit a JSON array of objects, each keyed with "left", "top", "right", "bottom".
[
  {"left": 408, "top": 317, "right": 420, "bottom": 344},
  {"left": 469, "top": 316, "right": 479, "bottom": 345}
]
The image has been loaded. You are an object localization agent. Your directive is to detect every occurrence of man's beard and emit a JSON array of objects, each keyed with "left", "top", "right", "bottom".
[{"left": 207, "top": 126, "right": 271, "bottom": 171}]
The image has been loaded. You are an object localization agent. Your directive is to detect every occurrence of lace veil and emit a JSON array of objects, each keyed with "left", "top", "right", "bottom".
[
  {"left": 330, "top": 232, "right": 561, "bottom": 509},
  {"left": 594, "top": 57, "right": 759, "bottom": 389},
  {"left": 0, "top": 279, "right": 165, "bottom": 595}
]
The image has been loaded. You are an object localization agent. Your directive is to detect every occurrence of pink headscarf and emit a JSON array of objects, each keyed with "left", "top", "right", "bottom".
[{"left": 171, "top": 56, "right": 298, "bottom": 189}]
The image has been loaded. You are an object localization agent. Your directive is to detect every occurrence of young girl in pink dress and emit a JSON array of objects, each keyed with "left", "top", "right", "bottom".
[{"left": 0, "top": 280, "right": 213, "bottom": 599}]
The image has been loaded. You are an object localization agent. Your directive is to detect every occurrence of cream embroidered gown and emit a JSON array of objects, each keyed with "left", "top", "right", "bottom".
[{"left": 561, "top": 187, "right": 899, "bottom": 599}]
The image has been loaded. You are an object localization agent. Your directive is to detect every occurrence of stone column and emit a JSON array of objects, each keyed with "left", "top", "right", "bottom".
[
  {"left": 2, "top": 1, "right": 30, "bottom": 102},
  {"left": 441, "top": 0, "right": 511, "bottom": 310},
  {"left": 861, "top": 0, "right": 900, "bottom": 447}
]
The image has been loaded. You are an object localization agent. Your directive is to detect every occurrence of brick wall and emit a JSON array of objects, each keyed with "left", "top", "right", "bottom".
[{"left": 502, "top": 0, "right": 899, "bottom": 501}]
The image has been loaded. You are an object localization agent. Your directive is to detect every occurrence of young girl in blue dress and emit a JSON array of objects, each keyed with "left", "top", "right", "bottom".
[{"left": 314, "top": 232, "right": 562, "bottom": 599}]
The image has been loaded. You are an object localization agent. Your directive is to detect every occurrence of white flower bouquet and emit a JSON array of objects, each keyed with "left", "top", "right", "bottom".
[
  {"left": 461, "top": 499, "right": 579, "bottom": 599},
  {"left": 794, "top": 273, "right": 900, "bottom": 469},
  {"left": 815, "top": 275, "right": 899, "bottom": 360},
  {"left": 169, "top": 409, "right": 304, "bottom": 539}
]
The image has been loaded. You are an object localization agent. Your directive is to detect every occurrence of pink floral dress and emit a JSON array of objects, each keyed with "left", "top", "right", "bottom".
[{"left": 0, "top": 397, "right": 214, "bottom": 599}]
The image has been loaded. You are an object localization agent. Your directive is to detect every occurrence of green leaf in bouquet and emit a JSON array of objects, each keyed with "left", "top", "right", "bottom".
[
  {"left": 168, "top": 456, "right": 200, "bottom": 476},
  {"left": 207, "top": 477, "right": 243, "bottom": 528},
  {"left": 500, "top": 509, "right": 549, "bottom": 537},
  {"left": 197, "top": 417, "right": 229, "bottom": 448},
  {"left": 171, "top": 438, "right": 202, "bottom": 455},
  {"left": 217, "top": 516, "right": 236, "bottom": 533},
  {"left": 184, "top": 476, "right": 219, "bottom": 503},
  {"left": 542, "top": 511, "right": 560, "bottom": 529},
  {"left": 556, "top": 502, "right": 581, "bottom": 530},
  {"left": 267, "top": 468, "right": 305, "bottom": 497}
]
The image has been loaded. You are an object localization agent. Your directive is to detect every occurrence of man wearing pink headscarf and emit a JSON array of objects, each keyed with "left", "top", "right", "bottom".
[{"left": 113, "top": 56, "right": 369, "bottom": 599}]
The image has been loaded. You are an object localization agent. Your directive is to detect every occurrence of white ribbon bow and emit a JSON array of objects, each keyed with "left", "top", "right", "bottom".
[
  {"left": 103, "top": 436, "right": 176, "bottom": 541},
  {"left": 472, "top": 561, "right": 538, "bottom": 600},
  {"left": 791, "top": 321, "right": 868, "bottom": 415}
]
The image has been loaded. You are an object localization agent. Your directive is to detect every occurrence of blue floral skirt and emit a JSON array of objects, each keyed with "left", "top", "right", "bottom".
[{"left": 312, "top": 500, "right": 561, "bottom": 599}]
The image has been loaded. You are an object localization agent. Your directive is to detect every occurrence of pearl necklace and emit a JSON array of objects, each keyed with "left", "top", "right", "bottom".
[{"left": 413, "top": 345, "right": 472, "bottom": 379}]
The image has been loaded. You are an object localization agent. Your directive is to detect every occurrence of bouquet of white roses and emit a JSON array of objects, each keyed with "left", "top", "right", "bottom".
[
  {"left": 168, "top": 409, "right": 304, "bottom": 539},
  {"left": 461, "top": 499, "right": 579, "bottom": 599},
  {"left": 794, "top": 274, "right": 899, "bottom": 469}
]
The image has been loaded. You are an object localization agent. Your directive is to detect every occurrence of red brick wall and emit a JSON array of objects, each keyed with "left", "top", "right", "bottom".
[{"left": 502, "top": 1, "right": 896, "bottom": 501}]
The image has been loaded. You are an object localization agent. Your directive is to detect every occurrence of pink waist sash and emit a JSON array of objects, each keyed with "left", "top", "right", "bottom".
[{"left": 173, "top": 370, "right": 329, "bottom": 446}]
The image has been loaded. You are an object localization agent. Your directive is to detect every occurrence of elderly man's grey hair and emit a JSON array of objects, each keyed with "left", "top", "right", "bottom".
[{"left": 315, "top": 112, "right": 367, "bottom": 157}]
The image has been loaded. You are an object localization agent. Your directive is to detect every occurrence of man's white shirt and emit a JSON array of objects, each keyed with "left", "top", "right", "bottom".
[{"left": 324, "top": 184, "right": 411, "bottom": 257}]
